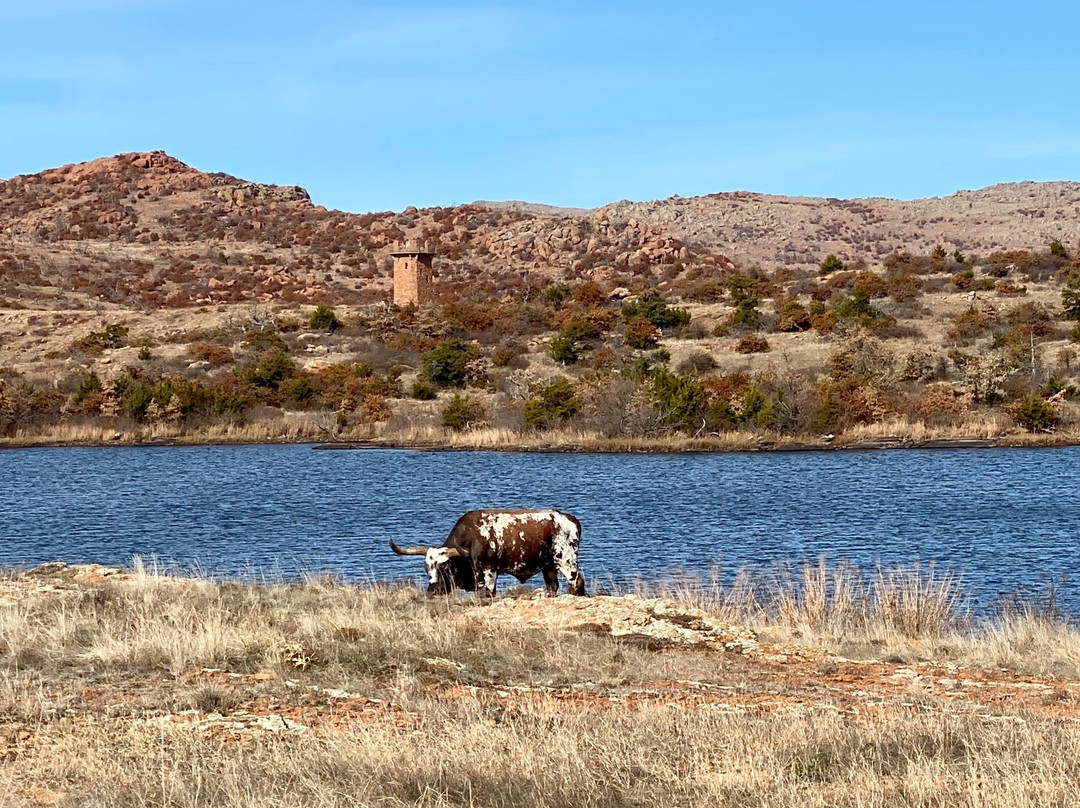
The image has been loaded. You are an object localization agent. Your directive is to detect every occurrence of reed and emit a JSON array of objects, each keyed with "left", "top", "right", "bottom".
[{"left": 5, "top": 411, "right": 1077, "bottom": 451}]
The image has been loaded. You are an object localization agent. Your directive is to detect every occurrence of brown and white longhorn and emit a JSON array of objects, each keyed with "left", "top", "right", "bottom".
[{"left": 390, "top": 509, "right": 586, "bottom": 597}]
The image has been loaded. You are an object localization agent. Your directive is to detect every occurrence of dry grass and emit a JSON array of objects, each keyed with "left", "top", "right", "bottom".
[
  {"left": 5, "top": 414, "right": 1079, "bottom": 452},
  {"left": 645, "top": 560, "right": 1080, "bottom": 676},
  {"left": 839, "top": 414, "right": 1013, "bottom": 442},
  {"left": 4, "top": 563, "right": 1080, "bottom": 805},
  {"left": 640, "top": 560, "right": 965, "bottom": 639},
  {"left": 22, "top": 706, "right": 1080, "bottom": 808}
]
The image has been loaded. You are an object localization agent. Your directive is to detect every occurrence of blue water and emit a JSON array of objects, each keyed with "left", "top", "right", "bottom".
[{"left": 1, "top": 444, "right": 1078, "bottom": 612}]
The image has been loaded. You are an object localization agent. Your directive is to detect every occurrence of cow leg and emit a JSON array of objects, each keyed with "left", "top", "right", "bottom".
[
  {"left": 478, "top": 568, "right": 498, "bottom": 599},
  {"left": 542, "top": 566, "right": 559, "bottom": 596}
]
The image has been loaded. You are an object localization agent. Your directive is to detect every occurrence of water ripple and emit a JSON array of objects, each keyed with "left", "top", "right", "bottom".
[{"left": 1, "top": 445, "right": 1079, "bottom": 611}]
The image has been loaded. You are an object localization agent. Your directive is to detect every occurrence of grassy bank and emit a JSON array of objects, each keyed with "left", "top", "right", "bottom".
[
  {"left": 1, "top": 415, "right": 1078, "bottom": 452},
  {"left": 3, "top": 562, "right": 1080, "bottom": 806}
]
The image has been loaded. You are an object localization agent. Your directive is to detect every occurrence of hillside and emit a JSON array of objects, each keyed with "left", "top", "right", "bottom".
[{"left": 1, "top": 151, "right": 1079, "bottom": 447}]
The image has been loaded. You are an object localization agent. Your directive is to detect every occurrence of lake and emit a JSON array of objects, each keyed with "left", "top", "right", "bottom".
[{"left": 1, "top": 444, "right": 1077, "bottom": 613}]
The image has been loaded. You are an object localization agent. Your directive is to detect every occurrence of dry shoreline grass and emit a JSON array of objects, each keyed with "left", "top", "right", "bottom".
[
  {"left": 2, "top": 417, "right": 1078, "bottom": 453},
  {"left": 4, "top": 561, "right": 1080, "bottom": 806}
]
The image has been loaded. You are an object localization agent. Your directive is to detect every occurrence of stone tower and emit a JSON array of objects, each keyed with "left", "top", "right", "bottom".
[{"left": 390, "top": 240, "right": 435, "bottom": 307}]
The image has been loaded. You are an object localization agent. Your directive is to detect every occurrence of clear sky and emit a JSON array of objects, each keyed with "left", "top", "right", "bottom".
[{"left": 2, "top": 1, "right": 1079, "bottom": 213}]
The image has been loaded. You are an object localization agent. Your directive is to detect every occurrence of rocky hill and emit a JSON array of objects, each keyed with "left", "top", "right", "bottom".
[
  {"left": 602, "top": 182, "right": 1080, "bottom": 269},
  {"left": 1, "top": 151, "right": 1077, "bottom": 314},
  {"left": 2, "top": 151, "right": 1079, "bottom": 447}
]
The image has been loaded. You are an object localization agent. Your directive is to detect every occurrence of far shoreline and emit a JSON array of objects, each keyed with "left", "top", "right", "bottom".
[{"left": 0, "top": 429, "right": 1075, "bottom": 454}]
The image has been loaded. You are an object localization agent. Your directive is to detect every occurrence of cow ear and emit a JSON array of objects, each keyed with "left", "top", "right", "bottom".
[{"left": 444, "top": 548, "right": 468, "bottom": 559}]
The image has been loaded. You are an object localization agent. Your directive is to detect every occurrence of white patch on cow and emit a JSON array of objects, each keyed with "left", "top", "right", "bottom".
[
  {"left": 550, "top": 511, "right": 582, "bottom": 593},
  {"left": 479, "top": 568, "right": 498, "bottom": 596},
  {"left": 425, "top": 547, "right": 453, "bottom": 585},
  {"left": 480, "top": 511, "right": 535, "bottom": 551}
]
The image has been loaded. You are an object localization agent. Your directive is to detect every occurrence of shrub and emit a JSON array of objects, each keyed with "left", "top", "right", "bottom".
[
  {"left": 828, "top": 331, "right": 896, "bottom": 385},
  {"left": 726, "top": 274, "right": 766, "bottom": 301},
  {"left": 837, "top": 290, "right": 878, "bottom": 320},
  {"left": 441, "top": 393, "right": 484, "bottom": 431},
  {"left": 137, "top": 346, "right": 153, "bottom": 361},
  {"left": 1005, "top": 301, "right": 1056, "bottom": 339},
  {"left": 244, "top": 348, "right": 295, "bottom": 389},
  {"left": 551, "top": 320, "right": 599, "bottom": 365},
  {"left": 441, "top": 301, "right": 496, "bottom": 333},
  {"left": 544, "top": 283, "right": 569, "bottom": 309},
  {"left": 491, "top": 342, "right": 528, "bottom": 368},
  {"left": 852, "top": 271, "right": 888, "bottom": 297},
  {"left": 243, "top": 326, "right": 286, "bottom": 353},
  {"left": 885, "top": 269, "right": 922, "bottom": 302},
  {"left": 621, "top": 297, "right": 690, "bottom": 329},
  {"left": 815, "top": 379, "right": 888, "bottom": 431},
  {"left": 776, "top": 301, "right": 811, "bottom": 332},
  {"left": 359, "top": 394, "right": 392, "bottom": 422},
  {"left": 551, "top": 333, "right": 580, "bottom": 365},
  {"left": 995, "top": 280, "right": 1027, "bottom": 295},
  {"left": 728, "top": 297, "right": 762, "bottom": 330},
  {"left": 624, "top": 316, "right": 659, "bottom": 349},
  {"left": 948, "top": 306, "right": 995, "bottom": 342},
  {"left": 421, "top": 339, "right": 480, "bottom": 388},
  {"left": 1050, "top": 239, "right": 1069, "bottom": 259},
  {"left": 684, "top": 279, "right": 726, "bottom": 303},
  {"left": 410, "top": 380, "right": 437, "bottom": 400},
  {"left": 1009, "top": 394, "right": 1057, "bottom": 432},
  {"left": 75, "top": 322, "right": 129, "bottom": 354},
  {"left": 282, "top": 377, "right": 315, "bottom": 405},
  {"left": 650, "top": 368, "right": 709, "bottom": 433},
  {"left": 570, "top": 281, "right": 606, "bottom": 307},
  {"left": 72, "top": 373, "right": 102, "bottom": 405},
  {"left": 0, "top": 379, "right": 64, "bottom": 435},
  {"left": 675, "top": 352, "right": 718, "bottom": 375},
  {"left": 524, "top": 377, "right": 579, "bottom": 429},
  {"left": 169, "top": 379, "right": 212, "bottom": 418},
  {"left": 951, "top": 267, "right": 975, "bottom": 290},
  {"left": 1062, "top": 283, "right": 1080, "bottom": 321},
  {"left": 112, "top": 375, "right": 167, "bottom": 421},
  {"left": 912, "top": 386, "right": 965, "bottom": 426},
  {"left": 735, "top": 335, "right": 771, "bottom": 354},
  {"left": 811, "top": 310, "right": 839, "bottom": 333},
  {"left": 210, "top": 383, "right": 248, "bottom": 416},
  {"left": 190, "top": 342, "right": 233, "bottom": 366},
  {"left": 309, "top": 304, "right": 339, "bottom": 332},
  {"left": 819, "top": 254, "right": 845, "bottom": 274}
]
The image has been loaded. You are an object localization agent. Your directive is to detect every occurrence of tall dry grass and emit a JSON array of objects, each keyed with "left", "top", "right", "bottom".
[
  {"left": 8, "top": 411, "right": 1076, "bottom": 451},
  {"left": 3, "top": 565, "right": 1080, "bottom": 806},
  {"left": 638, "top": 560, "right": 965, "bottom": 639},
  {"left": 645, "top": 560, "right": 1080, "bottom": 675},
  {"left": 22, "top": 704, "right": 1080, "bottom": 808}
]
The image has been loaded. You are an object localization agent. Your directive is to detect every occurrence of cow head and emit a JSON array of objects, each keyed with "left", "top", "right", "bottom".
[{"left": 389, "top": 540, "right": 473, "bottom": 596}]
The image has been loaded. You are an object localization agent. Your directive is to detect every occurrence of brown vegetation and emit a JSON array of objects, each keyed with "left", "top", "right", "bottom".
[
  {"left": 2, "top": 153, "right": 1080, "bottom": 448},
  {"left": 3, "top": 561, "right": 1080, "bottom": 806}
]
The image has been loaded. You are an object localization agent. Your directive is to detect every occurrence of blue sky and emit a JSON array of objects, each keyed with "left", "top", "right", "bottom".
[{"left": 2, "top": 1, "right": 1079, "bottom": 212}]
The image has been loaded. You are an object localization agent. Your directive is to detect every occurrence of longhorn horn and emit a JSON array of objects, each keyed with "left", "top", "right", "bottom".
[
  {"left": 389, "top": 539, "right": 430, "bottom": 556},
  {"left": 444, "top": 547, "right": 468, "bottom": 559}
]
